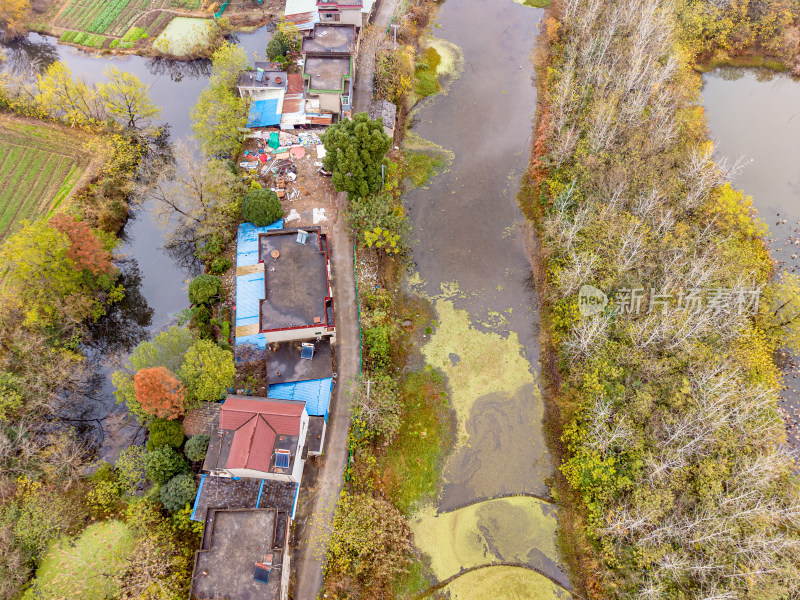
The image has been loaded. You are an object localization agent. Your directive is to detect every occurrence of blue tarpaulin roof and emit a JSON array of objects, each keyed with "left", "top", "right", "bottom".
[
  {"left": 235, "top": 220, "right": 283, "bottom": 349},
  {"left": 269, "top": 377, "right": 333, "bottom": 420},
  {"left": 247, "top": 98, "right": 281, "bottom": 128}
]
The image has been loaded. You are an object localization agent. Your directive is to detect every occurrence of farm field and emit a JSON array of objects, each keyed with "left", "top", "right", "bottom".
[
  {"left": 54, "top": 0, "right": 202, "bottom": 51},
  {"left": 0, "top": 116, "right": 95, "bottom": 240}
]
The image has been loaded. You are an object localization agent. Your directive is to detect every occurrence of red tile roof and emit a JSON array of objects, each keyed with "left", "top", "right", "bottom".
[
  {"left": 220, "top": 397, "right": 304, "bottom": 472},
  {"left": 287, "top": 74, "right": 304, "bottom": 95}
]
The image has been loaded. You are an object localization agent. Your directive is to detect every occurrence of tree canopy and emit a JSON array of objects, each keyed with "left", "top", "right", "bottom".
[
  {"left": 321, "top": 113, "right": 392, "bottom": 198},
  {"left": 0, "top": 219, "right": 114, "bottom": 330},
  {"left": 242, "top": 189, "right": 284, "bottom": 227},
  {"left": 208, "top": 41, "right": 249, "bottom": 90},
  {"left": 188, "top": 274, "right": 222, "bottom": 306},
  {"left": 180, "top": 340, "right": 235, "bottom": 406},
  {"left": 133, "top": 367, "right": 186, "bottom": 420},
  {"left": 97, "top": 67, "right": 161, "bottom": 129},
  {"left": 0, "top": 0, "right": 30, "bottom": 41},
  {"left": 149, "top": 147, "right": 247, "bottom": 251}
]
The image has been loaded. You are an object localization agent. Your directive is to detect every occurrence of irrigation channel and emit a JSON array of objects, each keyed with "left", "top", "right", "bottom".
[
  {"left": 702, "top": 69, "right": 800, "bottom": 451},
  {"left": 402, "top": 0, "right": 570, "bottom": 597},
  {"left": 0, "top": 27, "right": 272, "bottom": 461}
]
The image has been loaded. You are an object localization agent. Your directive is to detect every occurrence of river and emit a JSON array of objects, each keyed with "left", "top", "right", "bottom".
[
  {"left": 1, "top": 28, "right": 272, "bottom": 459},
  {"left": 403, "top": 0, "right": 569, "bottom": 596},
  {"left": 702, "top": 68, "right": 800, "bottom": 451}
]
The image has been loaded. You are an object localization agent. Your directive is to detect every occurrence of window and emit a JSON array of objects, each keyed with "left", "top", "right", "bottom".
[{"left": 275, "top": 450, "right": 290, "bottom": 469}]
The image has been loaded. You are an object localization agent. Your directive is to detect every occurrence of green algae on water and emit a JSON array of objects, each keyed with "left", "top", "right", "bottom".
[{"left": 411, "top": 496, "right": 560, "bottom": 581}]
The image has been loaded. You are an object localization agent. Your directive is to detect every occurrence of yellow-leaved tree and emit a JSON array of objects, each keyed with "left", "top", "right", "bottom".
[{"left": 0, "top": 0, "right": 30, "bottom": 42}]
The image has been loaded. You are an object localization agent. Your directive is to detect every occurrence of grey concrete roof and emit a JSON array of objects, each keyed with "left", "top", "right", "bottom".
[
  {"left": 237, "top": 69, "right": 288, "bottom": 90},
  {"left": 192, "top": 509, "right": 281, "bottom": 600},
  {"left": 259, "top": 228, "right": 331, "bottom": 331},
  {"left": 301, "top": 24, "right": 356, "bottom": 54},
  {"left": 303, "top": 56, "right": 351, "bottom": 92},
  {"left": 266, "top": 338, "right": 333, "bottom": 384}
]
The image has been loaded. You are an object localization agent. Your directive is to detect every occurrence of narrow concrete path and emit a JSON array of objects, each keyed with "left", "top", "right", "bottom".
[
  {"left": 353, "top": 0, "right": 399, "bottom": 114},
  {"left": 293, "top": 192, "right": 359, "bottom": 600}
]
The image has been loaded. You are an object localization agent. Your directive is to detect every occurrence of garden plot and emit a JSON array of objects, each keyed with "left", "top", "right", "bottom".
[
  {"left": 54, "top": 0, "right": 201, "bottom": 49},
  {"left": 0, "top": 116, "right": 94, "bottom": 240}
]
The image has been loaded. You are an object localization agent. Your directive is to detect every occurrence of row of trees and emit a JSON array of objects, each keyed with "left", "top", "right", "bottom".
[{"left": 534, "top": 0, "right": 800, "bottom": 598}]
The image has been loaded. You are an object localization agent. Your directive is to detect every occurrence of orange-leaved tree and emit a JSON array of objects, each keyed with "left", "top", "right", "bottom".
[
  {"left": 133, "top": 367, "right": 185, "bottom": 420},
  {"left": 50, "top": 214, "right": 117, "bottom": 277}
]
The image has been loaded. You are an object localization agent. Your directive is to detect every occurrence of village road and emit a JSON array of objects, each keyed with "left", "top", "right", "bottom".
[{"left": 293, "top": 192, "right": 359, "bottom": 599}]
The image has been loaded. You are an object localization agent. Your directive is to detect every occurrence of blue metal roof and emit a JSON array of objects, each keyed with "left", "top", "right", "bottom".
[
  {"left": 268, "top": 377, "right": 333, "bottom": 419},
  {"left": 247, "top": 98, "right": 281, "bottom": 128},
  {"left": 237, "top": 220, "right": 284, "bottom": 268},
  {"left": 235, "top": 220, "right": 283, "bottom": 349},
  {"left": 190, "top": 474, "right": 207, "bottom": 521}
]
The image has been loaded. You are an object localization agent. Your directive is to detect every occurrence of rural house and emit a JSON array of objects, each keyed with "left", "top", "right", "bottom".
[
  {"left": 203, "top": 396, "right": 309, "bottom": 483},
  {"left": 235, "top": 224, "right": 335, "bottom": 346}
]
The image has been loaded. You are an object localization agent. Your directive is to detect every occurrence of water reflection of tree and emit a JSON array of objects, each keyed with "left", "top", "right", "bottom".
[
  {"left": 0, "top": 33, "right": 59, "bottom": 77},
  {"left": 146, "top": 56, "right": 212, "bottom": 83},
  {"left": 86, "top": 258, "right": 154, "bottom": 357}
]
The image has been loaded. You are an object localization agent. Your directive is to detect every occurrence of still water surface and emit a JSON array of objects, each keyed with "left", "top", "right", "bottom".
[{"left": 702, "top": 68, "right": 800, "bottom": 448}]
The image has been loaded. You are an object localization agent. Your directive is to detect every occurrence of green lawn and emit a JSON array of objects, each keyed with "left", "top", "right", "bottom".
[
  {"left": 23, "top": 520, "right": 135, "bottom": 600},
  {"left": 0, "top": 117, "right": 93, "bottom": 240}
]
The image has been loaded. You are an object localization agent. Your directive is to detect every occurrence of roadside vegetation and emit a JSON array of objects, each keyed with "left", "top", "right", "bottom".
[
  {"left": 527, "top": 1, "right": 800, "bottom": 598},
  {"left": 321, "top": 118, "right": 454, "bottom": 598}
]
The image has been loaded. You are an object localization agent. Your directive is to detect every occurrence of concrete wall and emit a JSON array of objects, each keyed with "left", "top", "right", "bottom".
[
  {"left": 318, "top": 8, "right": 361, "bottom": 25},
  {"left": 263, "top": 327, "right": 333, "bottom": 343}
]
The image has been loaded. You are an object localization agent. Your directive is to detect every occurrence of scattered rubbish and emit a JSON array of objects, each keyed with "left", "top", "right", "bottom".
[
  {"left": 285, "top": 209, "right": 301, "bottom": 222},
  {"left": 289, "top": 188, "right": 300, "bottom": 200},
  {"left": 313, "top": 208, "right": 327, "bottom": 224},
  {"left": 239, "top": 161, "right": 258, "bottom": 169},
  {"left": 287, "top": 172, "right": 297, "bottom": 182},
  {"left": 290, "top": 146, "right": 306, "bottom": 159},
  {"left": 316, "top": 145, "right": 327, "bottom": 159}
]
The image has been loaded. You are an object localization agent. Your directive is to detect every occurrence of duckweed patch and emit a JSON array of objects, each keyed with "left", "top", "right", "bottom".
[
  {"left": 411, "top": 496, "right": 560, "bottom": 581},
  {"left": 427, "top": 565, "right": 568, "bottom": 600},
  {"left": 422, "top": 298, "right": 534, "bottom": 443}
]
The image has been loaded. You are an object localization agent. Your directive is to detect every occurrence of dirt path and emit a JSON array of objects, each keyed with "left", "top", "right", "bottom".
[
  {"left": 293, "top": 191, "right": 360, "bottom": 600},
  {"left": 353, "top": 0, "right": 399, "bottom": 114}
]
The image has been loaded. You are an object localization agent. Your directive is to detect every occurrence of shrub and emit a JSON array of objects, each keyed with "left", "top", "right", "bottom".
[
  {"left": 146, "top": 418, "right": 185, "bottom": 451},
  {"left": 209, "top": 256, "right": 232, "bottom": 275},
  {"left": 115, "top": 446, "right": 146, "bottom": 493},
  {"left": 188, "top": 274, "right": 222, "bottom": 306},
  {"left": 241, "top": 189, "right": 284, "bottom": 227},
  {"left": 160, "top": 473, "right": 197, "bottom": 513},
  {"left": 184, "top": 434, "right": 210, "bottom": 462},
  {"left": 363, "top": 324, "right": 393, "bottom": 371},
  {"left": 144, "top": 446, "right": 188, "bottom": 485}
]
